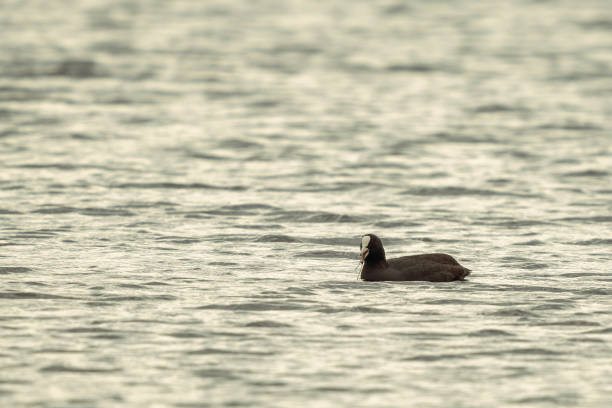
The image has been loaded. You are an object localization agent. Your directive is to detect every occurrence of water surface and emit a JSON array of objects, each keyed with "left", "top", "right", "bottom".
[{"left": 1, "top": 1, "right": 611, "bottom": 407}]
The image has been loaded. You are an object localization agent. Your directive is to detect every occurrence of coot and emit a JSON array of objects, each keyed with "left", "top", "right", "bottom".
[{"left": 360, "top": 234, "right": 470, "bottom": 282}]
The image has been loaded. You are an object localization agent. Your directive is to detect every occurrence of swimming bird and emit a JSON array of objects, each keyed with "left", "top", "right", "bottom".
[{"left": 359, "top": 234, "right": 470, "bottom": 282}]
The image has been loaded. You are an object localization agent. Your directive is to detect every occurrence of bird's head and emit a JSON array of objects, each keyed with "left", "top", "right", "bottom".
[{"left": 360, "top": 233, "right": 385, "bottom": 264}]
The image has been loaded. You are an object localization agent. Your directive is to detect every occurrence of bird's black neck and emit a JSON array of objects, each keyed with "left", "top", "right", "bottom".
[
  {"left": 360, "top": 258, "right": 388, "bottom": 279},
  {"left": 366, "top": 250, "right": 387, "bottom": 266}
]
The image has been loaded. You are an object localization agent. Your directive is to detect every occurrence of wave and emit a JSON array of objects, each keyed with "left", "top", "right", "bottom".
[
  {"left": 0, "top": 267, "right": 32, "bottom": 274},
  {"left": 401, "top": 186, "right": 539, "bottom": 198},
  {"left": 111, "top": 182, "right": 248, "bottom": 191},
  {"left": 268, "top": 210, "right": 363, "bottom": 223}
]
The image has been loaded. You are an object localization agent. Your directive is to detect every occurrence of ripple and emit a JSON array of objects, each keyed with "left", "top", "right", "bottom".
[
  {"left": 16, "top": 163, "right": 108, "bottom": 170},
  {"left": 560, "top": 272, "right": 609, "bottom": 278},
  {"left": 571, "top": 238, "right": 612, "bottom": 246},
  {"left": 122, "top": 201, "right": 176, "bottom": 209},
  {"left": 401, "top": 186, "right": 538, "bottom": 198},
  {"left": 508, "top": 285, "right": 568, "bottom": 293},
  {"left": 167, "top": 331, "right": 207, "bottom": 339},
  {"left": 30, "top": 206, "right": 135, "bottom": 217},
  {"left": 471, "top": 104, "right": 530, "bottom": 114},
  {"left": 425, "top": 299, "right": 486, "bottom": 305},
  {"left": 0, "top": 267, "right": 32, "bottom": 274},
  {"left": 218, "top": 138, "right": 262, "bottom": 149},
  {"left": 100, "top": 295, "right": 178, "bottom": 301},
  {"left": 0, "top": 291, "right": 75, "bottom": 300},
  {"left": 296, "top": 250, "right": 355, "bottom": 259},
  {"left": 303, "top": 237, "right": 360, "bottom": 246},
  {"left": 316, "top": 306, "right": 390, "bottom": 314},
  {"left": 269, "top": 210, "right": 362, "bottom": 223},
  {"left": 562, "top": 170, "right": 609, "bottom": 177},
  {"left": 187, "top": 152, "right": 228, "bottom": 160},
  {"left": 558, "top": 216, "right": 612, "bottom": 223},
  {"left": 520, "top": 262, "right": 549, "bottom": 270},
  {"left": 429, "top": 131, "right": 500, "bottom": 144},
  {"left": 309, "top": 385, "right": 355, "bottom": 393},
  {"left": 238, "top": 224, "right": 284, "bottom": 230},
  {"left": 578, "top": 288, "right": 611, "bottom": 295},
  {"left": 155, "top": 236, "right": 201, "bottom": 245},
  {"left": 112, "top": 182, "right": 248, "bottom": 191},
  {"left": 208, "top": 261, "right": 238, "bottom": 266},
  {"left": 33, "top": 348, "right": 84, "bottom": 354},
  {"left": 538, "top": 121, "right": 602, "bottom": 130},
  {"left": 0, "top": 209, "right": 22, "bottom": 214},
  {"left": 404, "top": 347, "right": 561, "bottom": 362},
  {"left": 11, "top": 230, "right": 58, "bottom": 239},
  {"left": 255, "top": 234, "right": 302, "bottom": 243},
  {"left": 540, "top": 320, "right": 600, "bottom": 327},
  {"left": 40, "top": 364, "right": 119, "bottom": 373},
  {"left": 579, "top": 18, "right": 612, "bottom": 30},
  {"left": 491, "top": 220, "right": 552, "bottom": 228},
  {"left": 193, "top": 368, "right": 240, "bottom": 380},
  {"left": 467, "top": 329, "right": 514, "bottom": 337},
  {"left": 196, "top": 302, "right": 305, "bottom": 311},
  {"left": 79, "top": 207, "right": 135, "bottom": 217},
  {"left": 511, "top": 394, "right": 578, "bottom": 405},
  {"left": 513, "top": 240, "right": 545, "bottom": 246},
  {"left": 60, "top": 327, "right": 119, "bottom": 334},
  {"left": 244, "top": 320, "right": 292, "bottom": 328},
  {"left": 0, "top": 86, "right": 43, "bottom": 101},
  {"left": 385, "top": 63, "right": 445, "bottom": 73},
  {"left": 221, "top": 203, "right": 280, "bottom": 211},
  {"left": 187, "top": 348, "right": 274, "bottom": 356},
  {"left": 31, "top": 206, "right": 79, "bottom": 214},
  {"left": 374, "top": 220, "right": 423, "bottom": 228},
  {"left": 486, "top": 308, "right": 540, "bottom": 318},
  {"left": 498, "top": 257, "right": 550, "bottom": 270},
  {"left": 582, "top": 327, "right": 612, "bottom": 334},
  {"left": 0, "top": 379, "right": 31, "bottom": 385},
  {"left": 53, "top": 59, "right": 100, "bottom": 78}
]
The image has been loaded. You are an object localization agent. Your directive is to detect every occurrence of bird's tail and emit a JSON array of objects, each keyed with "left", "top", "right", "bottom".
[{"left": 458, "top": 268, "right": 471, "bottom": 281}]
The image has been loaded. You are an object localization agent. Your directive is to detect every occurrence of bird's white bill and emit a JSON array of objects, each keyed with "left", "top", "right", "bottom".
[
  {"left": 360, "top": 247, "right": 369, "bottom": 263},
  {"left": 361, "top": 235, "right": 370, "bottom": 249},
  {"left": 360, "top": 235, "right": 370, "bottom": 263}
]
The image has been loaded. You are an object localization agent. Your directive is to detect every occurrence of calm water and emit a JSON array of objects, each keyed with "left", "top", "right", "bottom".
[{"left": 1, "top": 0, "right": 612, "bottom": 407}]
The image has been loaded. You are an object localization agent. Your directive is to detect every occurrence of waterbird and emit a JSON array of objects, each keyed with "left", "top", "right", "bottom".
[{"left": 359, "top": 234, "right": 470, "bottom": 282}]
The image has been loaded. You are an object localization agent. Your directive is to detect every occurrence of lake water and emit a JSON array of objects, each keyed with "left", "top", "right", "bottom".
[{"left": 1, "top": 0, "right": 611, "bottom": 407}]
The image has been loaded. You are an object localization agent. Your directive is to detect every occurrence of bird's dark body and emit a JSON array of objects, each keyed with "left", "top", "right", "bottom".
[{"left": 360, "top": 234, "right": 470, "bottom": 282}]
